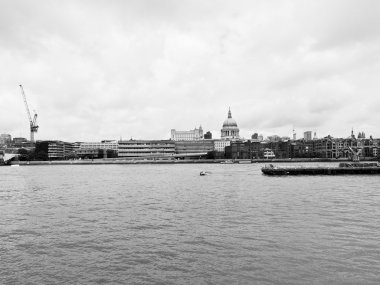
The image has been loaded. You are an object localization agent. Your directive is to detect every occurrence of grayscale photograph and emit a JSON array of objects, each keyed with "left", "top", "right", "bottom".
[{"left": 1, "top": 0, "right": 380, "bottom": 284}]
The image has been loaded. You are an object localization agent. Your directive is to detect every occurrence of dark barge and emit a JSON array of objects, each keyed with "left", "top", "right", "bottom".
[{"left": 262, "top": 162, "right": 380, "bottom": 176}]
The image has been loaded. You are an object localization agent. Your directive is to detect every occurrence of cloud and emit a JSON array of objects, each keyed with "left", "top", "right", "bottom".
[{"left": 1, "top": 0, "right": 380, "bottom": 141}]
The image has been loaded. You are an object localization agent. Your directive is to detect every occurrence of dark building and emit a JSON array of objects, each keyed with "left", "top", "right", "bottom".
[
  {"left": 11, "top": 137, "right": 34, "bottom": 148},
  {"left": 75, "top": 148, "right": 118, "bottom": 159},
  {"left": 13, "top": 137, "right": 27, "bottom": 144},
  {"left": 175, "top": 140, "right": 214, "bottom": 156},
  {"left": 225, "top": 141, "right": 247, "bottom": 159},
  {"left": 210, "top": 134, "right": 379, "bottom": 160},
  {"left": 261, "top": 141, "right": 291, "bottom": 159},
  {"left": 290, "top": 140, "right": 316, "bottom": 158},
  {"left": 204, "top": 131, "right": 212, "bottom": 139},
  {"left": 35, "top": 140, "right": 75, "bottom": 160}
]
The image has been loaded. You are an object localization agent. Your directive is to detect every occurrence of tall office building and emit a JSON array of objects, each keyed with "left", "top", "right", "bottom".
[{"left": 304, "top": 131, "right": 312, "bottom": 141}]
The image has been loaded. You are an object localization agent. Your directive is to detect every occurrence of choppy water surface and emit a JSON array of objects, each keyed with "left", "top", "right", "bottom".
[{"left": 1, "top": 163, "right": 380, "bottom": 284}]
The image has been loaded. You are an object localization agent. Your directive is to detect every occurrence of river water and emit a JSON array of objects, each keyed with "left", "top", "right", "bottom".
[{"left": 1, "top": 163, "right": 380, "bottom": 284}]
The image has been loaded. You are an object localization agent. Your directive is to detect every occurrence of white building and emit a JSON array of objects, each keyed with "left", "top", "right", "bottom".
[
  {"left": 79, "top": 141, "right": 118, "bottom": 152},
  {"left": 171, "top": 126, "right": 203, "bottom": 141},
  {"left": 118, "top": 140, "right": 175, "bottom": 158},
  {"left": 214, "top": 140, "right": 230, "bottom": 152}
]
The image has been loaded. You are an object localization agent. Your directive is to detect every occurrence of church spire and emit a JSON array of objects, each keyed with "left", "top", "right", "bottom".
[{"left": 228, "top": 107, "right": 232, "bottom": 118}]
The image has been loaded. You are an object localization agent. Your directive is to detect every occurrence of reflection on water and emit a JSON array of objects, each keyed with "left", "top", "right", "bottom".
[{"left": 1, "top": 163, "right": 380, "bottom": 284}]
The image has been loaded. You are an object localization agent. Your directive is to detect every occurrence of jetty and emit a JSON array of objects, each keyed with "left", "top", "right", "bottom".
[{"left": 262, "top": 162, "right": 380, "bottom": 176}]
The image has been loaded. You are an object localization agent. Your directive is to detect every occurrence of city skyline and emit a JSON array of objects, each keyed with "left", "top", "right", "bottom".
[
  {"left": 0, "top": 105, "right": 373, "bottom": 143},
  {"left": 1, "top": 0, "right": 380, "bottom": 142}
]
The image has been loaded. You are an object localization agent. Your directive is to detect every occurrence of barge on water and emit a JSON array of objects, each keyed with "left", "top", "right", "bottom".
[{"left": 262, "top": 162, "right": 380, "bottom": 176}]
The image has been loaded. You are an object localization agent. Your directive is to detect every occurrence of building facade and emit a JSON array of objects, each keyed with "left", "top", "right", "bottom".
[
  {"left": 0, "top": 134, "right": 12, "bottom": 146},
  {"left": 223, "top": 135, "right": 379, "bottom": 160},
  {"left": 75, "top": 148, "right": 118, "bottom": 159},
  {"left": 204, "top": 131, "right": 212, "bottom": 139},
  {"left": 214, "top": 139, "right": 230, "bottom": 152},
  {"left": 118, "top": 140, "right": 175, "bottom": 158},
  {"left": 174, "top": 140, "right": 214, "bottom": 156},
  {"left": 171, "top": 126, "right": 203, "bottom": 141},
  {"left": 35, "top": 140, "right": 75, "bottom": 160},
  {"left": 304, "top": 131, "right": 312, "bottom": 141},
  {"left": 79, "top": 141, "right": 118, "bottom": 152}
]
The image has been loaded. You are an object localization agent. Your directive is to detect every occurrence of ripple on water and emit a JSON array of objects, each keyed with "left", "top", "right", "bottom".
[{"left": 1, "top": 164, "right": 380, "bottom": 284}]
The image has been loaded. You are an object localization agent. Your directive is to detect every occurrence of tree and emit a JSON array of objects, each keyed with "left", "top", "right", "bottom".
[
  {"left": 17, "top": 148, "right": 28, "bottom": 155},
  {"left": 35, "top": 151, "right": 49, "bottom": 161},
  {"left": 17, "top": 148, "right": 29, "bottom": 161},
  {"left": 206, "top": 151, "right": 216, "bottom": 159},
  {"left": 65, "top": 152, "right": 76, "bottom": 160}
]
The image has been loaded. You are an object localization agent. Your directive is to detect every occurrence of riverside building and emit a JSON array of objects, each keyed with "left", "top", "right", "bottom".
[
  {"left": 76, "top": 140, "right": 118, "bottom": 159},
  {"left": 118, "top": 140, "right": 175, "bottom": 158},
  {"left": 79, "top": 141, "right": 118, "bottom": 152},
  {"left": 174, "top": 140, "right": 214, "bottom": 156},
  {"left": 214, "top": 140, "right": 231, "bottom": 152},
  {"left": 171, "top": 126, "right": 203, "bottom": 141},
  {"left": 35, "top": 140, "right": 75, "bottom": 160},
  {"left": 75, "top": 148, "right": 118, "bottom": 159}
]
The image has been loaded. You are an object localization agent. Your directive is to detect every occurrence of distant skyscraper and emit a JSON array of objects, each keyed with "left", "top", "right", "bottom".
[
  {"left": 304, "top": 131, "right": 312, "bottom": 141},
  {"left": 0, "top": 134, "right": 12, "bottom": 145},
  {"left": 221, "top": 108, "right": 240, "bottom": 140}
]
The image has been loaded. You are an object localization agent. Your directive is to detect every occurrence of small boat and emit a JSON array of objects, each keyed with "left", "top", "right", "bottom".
[{"left": 200, "top": 171, "right": 210, "bottom": 176}]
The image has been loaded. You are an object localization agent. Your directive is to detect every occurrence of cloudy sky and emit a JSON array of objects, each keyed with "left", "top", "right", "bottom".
[{"left": 1, "top": 0, "right": 380, "bottom": 142}]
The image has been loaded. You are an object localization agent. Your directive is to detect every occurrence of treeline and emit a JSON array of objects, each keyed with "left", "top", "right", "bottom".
[{"left": 17, "top": 148, "right": 48, "bottom": 161}]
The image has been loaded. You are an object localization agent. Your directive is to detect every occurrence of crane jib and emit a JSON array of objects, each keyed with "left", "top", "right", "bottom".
[{"left": 19, "top": 85, "right": 39, "bottom": 142}]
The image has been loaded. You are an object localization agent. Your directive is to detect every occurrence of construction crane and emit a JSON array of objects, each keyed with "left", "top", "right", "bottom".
[{"left": 19, "top": 85, "right": 39, "bottom": 143}]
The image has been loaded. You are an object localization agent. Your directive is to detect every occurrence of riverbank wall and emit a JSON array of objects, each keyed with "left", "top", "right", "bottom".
[{"left": 9, "top": 157, "right": 379, "bottom": 166}]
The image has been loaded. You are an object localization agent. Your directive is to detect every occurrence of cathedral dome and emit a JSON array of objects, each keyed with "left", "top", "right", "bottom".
[
  {"left": 222, "top": 108, "right": 238, "bottom": 128},
  {"left": 220, "top": 108, "right": 240, "bottom": 140},
  {"left": 223, "top": 118, "right": 237, "bottom": 128}
]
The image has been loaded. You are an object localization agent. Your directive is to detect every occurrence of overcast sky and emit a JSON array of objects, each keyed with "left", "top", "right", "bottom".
[{"left": 1, "top": 0, "right": 380, "bottom": 142}]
